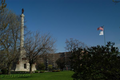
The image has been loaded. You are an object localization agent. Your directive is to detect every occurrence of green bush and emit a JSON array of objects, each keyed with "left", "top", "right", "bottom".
[
  {"left": 52, "top": 70, "right": 56, "bottom": 72},
  {"left": 56, "top": 70, "right": 60, "bottom": 72},
  {"left": 37, "top": 63, "right": 45, "bottom": 70},
  {"left": 40, "top": 70, "right": 44, "bottom": 73},
  {"left": 48, "top": 65, "right": 52, "bottom": 71},
  {"left": 52, "top": 70, "right": 60, "bottom": 72},
  {"left": 71, "top": 42, "right": 120, "bottom": 80},
  {"left": 1, "top": 68, "right": 7, "bottom": 74},
  {"left": 35, "top": 70, "right": 39, "bottom": 73}
]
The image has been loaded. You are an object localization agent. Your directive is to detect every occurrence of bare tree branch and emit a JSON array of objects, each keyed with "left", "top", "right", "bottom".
[
  {"left": 65, "top": 38, "right": 88, "bottom": 52},
  {"left": 24, "top": 32, "right": 56, "bottom": 73}
]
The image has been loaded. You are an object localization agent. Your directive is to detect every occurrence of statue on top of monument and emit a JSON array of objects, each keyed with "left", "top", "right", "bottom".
[{"left": 22, "top": 8, "right": 24, "bottom": 14}]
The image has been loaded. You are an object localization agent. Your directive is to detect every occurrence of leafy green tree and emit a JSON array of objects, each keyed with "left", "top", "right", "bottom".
[
  {"left": 36, "top": 63, "right": 45, "bottom": 70},
  {"left": 71, "top": 42, "right": 120, "bottom": 80},
  {"left": 48, "top": 65, "right": 52, "bottom": 71},
  {"left": 56, "top": 57, "right": 65, "bottom": 70}
]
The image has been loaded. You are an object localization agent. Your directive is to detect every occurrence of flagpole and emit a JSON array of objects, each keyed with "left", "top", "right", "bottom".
[{"left": 103, "top": 25, "right": 106, "bottom": 46}]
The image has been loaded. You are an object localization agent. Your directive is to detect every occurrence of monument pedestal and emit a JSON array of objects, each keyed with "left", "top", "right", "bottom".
[
  {"left": 15, "top": 57, "right": 29, "bottom": 71},
  {"left": 15, "top": 60, "right": 36, "bottom": 71}
]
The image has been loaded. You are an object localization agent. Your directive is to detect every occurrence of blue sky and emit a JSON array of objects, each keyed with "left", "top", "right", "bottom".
[{"left": 5, "top": 0, "right": 120, "bottom": 52}]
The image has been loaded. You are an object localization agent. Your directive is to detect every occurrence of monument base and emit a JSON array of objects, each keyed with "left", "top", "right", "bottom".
[{"left": 15, "top": 60, "right": 36, "bottom": 71}]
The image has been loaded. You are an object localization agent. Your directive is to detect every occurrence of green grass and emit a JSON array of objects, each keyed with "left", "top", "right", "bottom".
[{"left": 0, "top": 71, "right": 74, "bottom": 80}]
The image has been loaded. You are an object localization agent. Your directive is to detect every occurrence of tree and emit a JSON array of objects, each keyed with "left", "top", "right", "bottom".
[
  {"left": 36, "top": 62, "right": 45, "bottom": 70},
  {"left": 65, "top": 38, "right": 88, "bottom": 70},
  {"left": 71, "top": 42, "right": 120, "bottom": 80},
  {"left": 0, "top": 0, "right": 7, "bottom": 13},
  {"left": 0, "top": 50, "right": 6, "bottom": 69},
  {"left": 0, "top": 0, "right": 21, "bottom": 74},
  {"left": 0, "top": 12, "right": 21, "bottom": 74},
  {"left": 65, "top": 38, "right": 88, "bottom": 52},
  {"left": 112, "top": 0, "right": 120, "bottom": 4},
  {"left": 48, "top": 65, "right": 52, "bottom": 71},
  {"left": 24, "top": 32, "right": 56, "bottom": 73},
  {"left": 56, "top": 57, "right": 65, "bottom": 70}
]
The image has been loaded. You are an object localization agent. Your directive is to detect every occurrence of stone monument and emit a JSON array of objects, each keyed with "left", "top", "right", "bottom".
[{"left": 15, "top": 9, "right": 36, "bottom": 71}]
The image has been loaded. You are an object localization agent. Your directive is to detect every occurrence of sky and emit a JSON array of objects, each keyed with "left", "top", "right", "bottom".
[{"left": 5, "top": 0, "right": 120, "bottom": 52}]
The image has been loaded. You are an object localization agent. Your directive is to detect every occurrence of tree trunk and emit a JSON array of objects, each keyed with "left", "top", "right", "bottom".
[
  {"left": 62, "top": 68, "right": 63, "bottom": 71},
  {"left": 7, "top": 63, "right": 11, "bottom": 75},
  {"left": 29, "top": 63, "right": 32, "bottom": 74}
]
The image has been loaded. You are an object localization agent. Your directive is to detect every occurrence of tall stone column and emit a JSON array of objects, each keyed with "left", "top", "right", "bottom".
[
  {"left": 15, "top": 9, "right": 28, "bottom": 71},
  {"left": 20, "top": 9, "right": 26, "bottom": 59},
  {"left": 20, "top": 13, "right": 24, "bottom": 49}
]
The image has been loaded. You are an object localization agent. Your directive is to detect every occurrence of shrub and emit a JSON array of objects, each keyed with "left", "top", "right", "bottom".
[
  {"left": 52, "top": 70, "right": 60, "bottom": 72},
  {"left": 56, "top": 70, "right": 60, "bottom": 72},
  {"left": 37, "top": 63, "right": 45, "bottom": 70},
  {"left": 1, "top": 68, "right": 7, "bottom": 74},
  {"left": 52, "top": 70, "right": 56, "bottom": 72},
  {"left": 40, "top": 70, "right": 44, "bottom": 73},
  {"left": 48, "top": 65, "right": 52, "bottom": 71},
  {"left": 71, "top": 42, "right": 120, "bottom": 80},
  {"left": 35, "top": 70, "right": 38, "bottom": 73}
]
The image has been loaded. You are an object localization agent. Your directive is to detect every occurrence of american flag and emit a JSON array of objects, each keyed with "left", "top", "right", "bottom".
[{"left": 97, "top": 26, "right": 104, "bottom": 31}]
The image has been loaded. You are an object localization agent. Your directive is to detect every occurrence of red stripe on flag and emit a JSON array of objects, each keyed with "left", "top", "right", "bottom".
[{"left": 97, "top": 27, "right": 103, "bottom": 31}]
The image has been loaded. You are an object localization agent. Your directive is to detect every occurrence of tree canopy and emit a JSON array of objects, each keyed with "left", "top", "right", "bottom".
[{"left": 71, "top": 42, "right": 120, "bottom": 80}]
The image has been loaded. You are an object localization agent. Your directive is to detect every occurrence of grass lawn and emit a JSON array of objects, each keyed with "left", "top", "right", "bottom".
[{"left": 0, "top": 71, "right": 74, "bottom": 80}]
